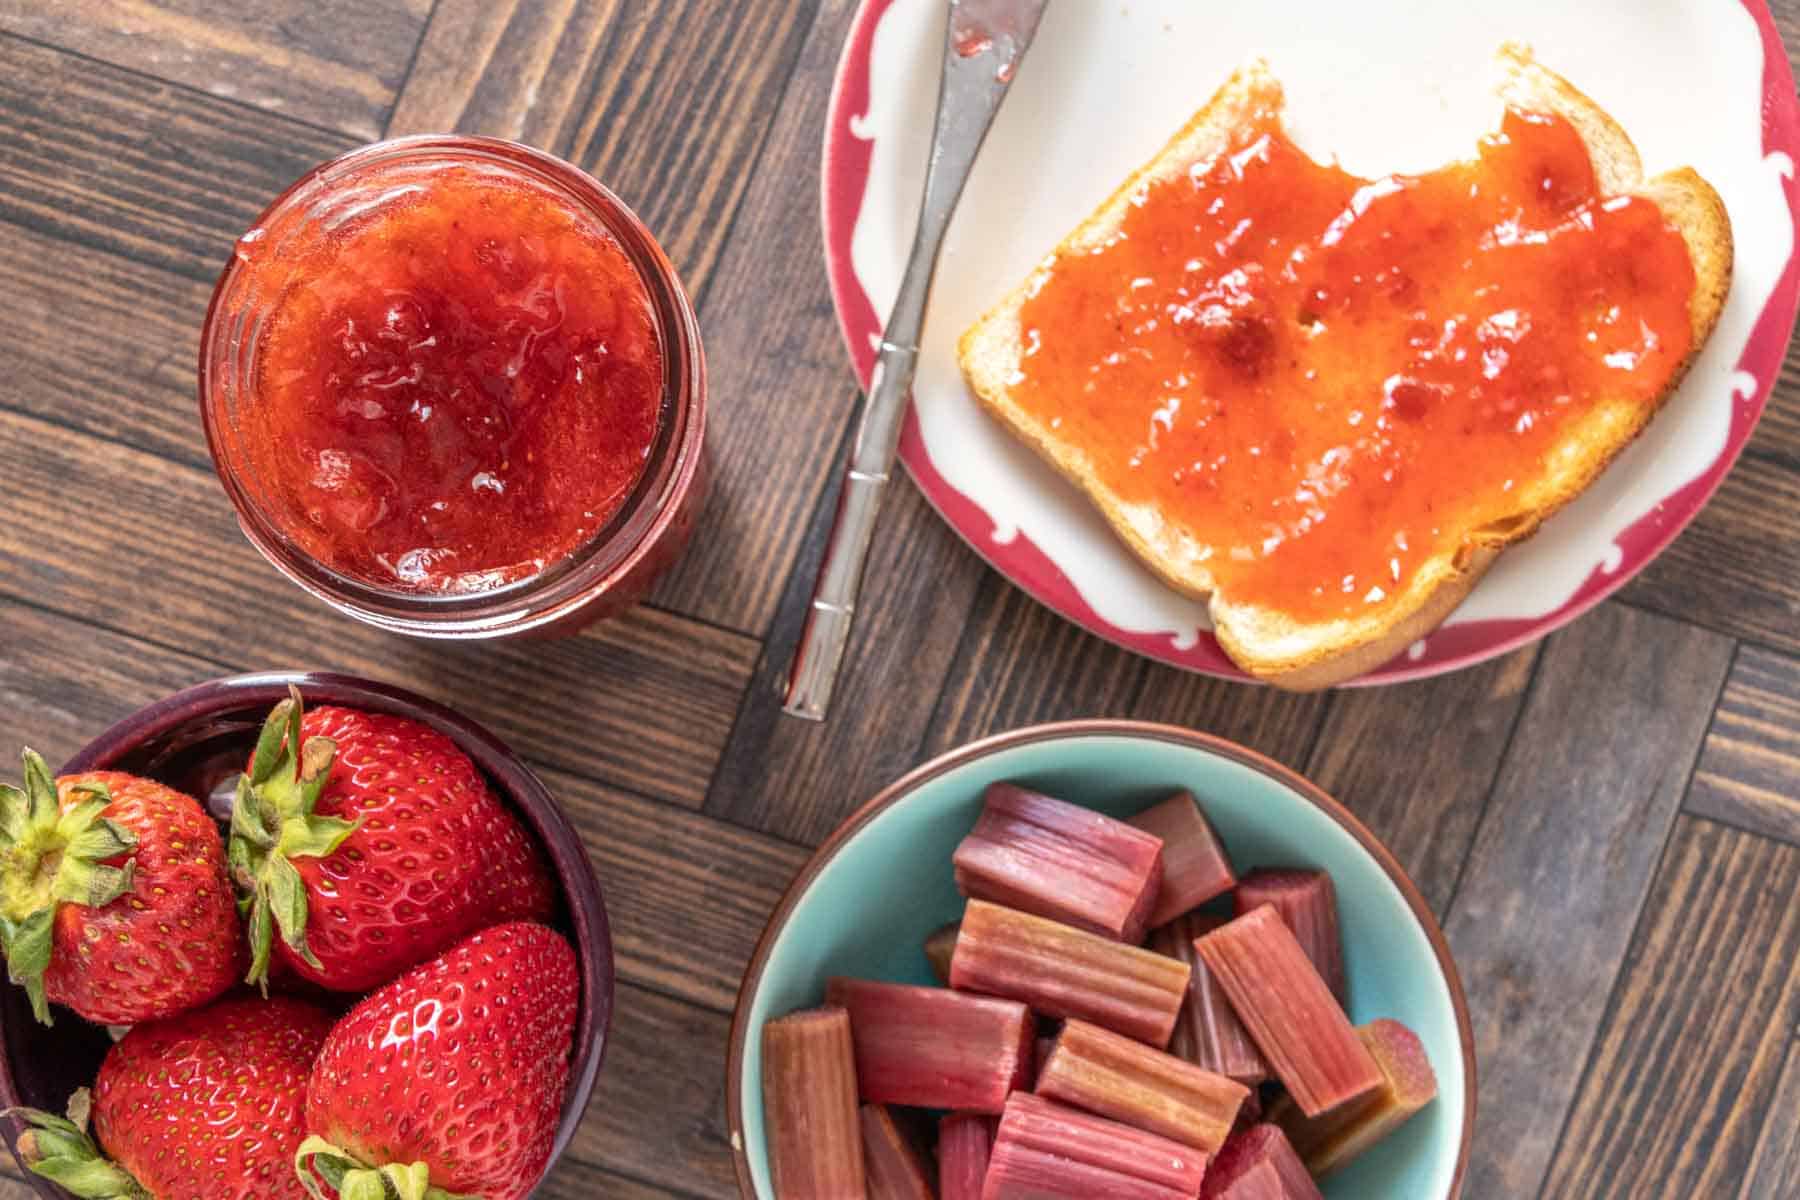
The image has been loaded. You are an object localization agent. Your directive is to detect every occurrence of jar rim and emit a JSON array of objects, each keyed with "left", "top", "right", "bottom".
[{"left": 198, "top": 135, "right": 706, "bottom": 638}]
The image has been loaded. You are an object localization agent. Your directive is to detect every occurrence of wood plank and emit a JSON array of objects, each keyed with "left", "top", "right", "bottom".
[
  {"left": 1619, "top": 386, "right": 1800, "bottom": 655},
  {"left": 0, "top": 409, "right": 757, "bottom": 810},
  {"left": 538, "top": 1158, "right": 695, "bottom": 1200},
  {"left": 1688, "top": 644, "right": 1800, "bottom": 846},
  {"left": 1440, "top": 601, "right": 1734, "bottom": 1197},
  {"left": 923, "top": 572, "right": 1331, "bottom": 767},
  {"left": 1305, "top": 645, "right": 1540, "bottom": 915},
  {"left": 0, "top": 223, "right": 215, "bottom": 467},
  {"left": 0, "top": 0, "right": 426, "bottom": 139},
  {"left": 704, "top": 476, "right": 988, "bottom": 844},
  {"left": 0, "top": 33, "right": 355, "bottom": 282},
  {"left": 388, "top": 0, "right": 818, "bottom": 304},
  {"left": 1542, "top": 816, "right": 1800, "bottom": 1197},
  {"left": 563, "top": 980, "right": 737, "bottom": 1198},
  {"left": 1741, "top": 1037, "right": 1800, "bottom": 1200},
  {"left": 648, "top": 0, "right": 859, "bottom": 630},
  {"left": 543, "top": 763, "right": 807, "bottom": 1014}
]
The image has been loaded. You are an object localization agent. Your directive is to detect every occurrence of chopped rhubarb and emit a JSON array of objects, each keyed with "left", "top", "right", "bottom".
[
  {"left": 1130, "top": 791, "right": 1236, "bottom": 927},
  {"left": 826, "top": 976, "right": 1032, "bottom": 1113},
  {"left": 1269, "top": 1018, "right": 1439, "bottom": 1177},
  {"left": 1200, "top": 1124, "right": 1322, "bottom": 1200},
  {"left": 924, "top": 920, "right": 961, "bottom": 985},
  {"left": 861, "top": 1105, "right": 935, "bottom": 1200},
  {"left": 1195, "top": 907, "right": 1380, "bottom": 1118},
  {"left": 983, "top": 1092, "right": 1208, "bottom": 1200},
  {"left": 1036, "top": 1017, "right": 1248, "bottom": 1153},
  {"left": 951, "top": 899, "right": 1190, "bottom": 1047},
  {"left": 1235, "top": 868, "right": 1348, "bottom": 1002},
  {"left": 937, "top": 1113, "right": 995, "bottom": 1200},
  {"left": 953, "top": 782, "right": 1164, "bottom": 942},
  {"left": 1150, "top": 913, "right": 1270, "bottom": 1085},
  {"left": 761, "top": 1007, "right": 865, "bottom": 1199}
]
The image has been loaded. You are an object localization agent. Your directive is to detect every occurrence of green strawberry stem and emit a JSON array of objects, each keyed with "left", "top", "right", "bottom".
[
  {"left": 294, "top": 1136, "right": 473, "bottom": 1200},
  {"left": 0, "top": 750, "right": 138, "bottom": 1024},
  {"left": 5, "top": 1090, "right": 150, "bottom": 1199},
  {"left": 229, "top": 687, "right": 361, "bottom": 991}
]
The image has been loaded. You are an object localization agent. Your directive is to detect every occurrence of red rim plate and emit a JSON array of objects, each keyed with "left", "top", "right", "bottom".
[{"left": 820, "top": 0, "right": 1800, "bottom": 685}]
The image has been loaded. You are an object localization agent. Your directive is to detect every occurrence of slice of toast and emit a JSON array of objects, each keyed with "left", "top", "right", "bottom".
[{"left": 957, "top": 44, "right": 1731, "bottom": 689}]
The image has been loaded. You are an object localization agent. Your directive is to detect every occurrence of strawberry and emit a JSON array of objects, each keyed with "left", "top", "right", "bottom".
[
  {"left": 0, "top": 749, "right": 241, "bottom": 1025},
  {"left": 298, "top": 921, "right": 578, "bottom": 1200},
  {"left": 228, "top": 687, "right": 555, "bottom": 993},
  {"left": 12, "top": 993, "right": 333, "bottom": 1199}
]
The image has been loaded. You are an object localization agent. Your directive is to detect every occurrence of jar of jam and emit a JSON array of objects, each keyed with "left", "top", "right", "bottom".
[{"left": 200, "top": 136, "right": 705, "bottom": 638}]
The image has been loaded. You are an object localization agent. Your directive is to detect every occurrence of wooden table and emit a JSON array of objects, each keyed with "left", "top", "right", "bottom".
[{"left": 0, "top": 3, "right": 1796, "bottom": 1197}]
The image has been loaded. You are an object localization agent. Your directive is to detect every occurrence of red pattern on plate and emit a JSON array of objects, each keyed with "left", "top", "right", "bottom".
[{"left": 821, "top": 0, "right": 1800, "bottom": 684}]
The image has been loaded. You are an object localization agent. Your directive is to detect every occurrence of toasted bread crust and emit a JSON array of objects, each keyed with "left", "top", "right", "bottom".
[{"left": 957, "top": 45, "right": 1732, "bottom": 689}]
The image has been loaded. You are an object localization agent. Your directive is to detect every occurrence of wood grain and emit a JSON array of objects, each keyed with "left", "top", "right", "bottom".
[
  {"left": 1306, "top": 645, "right": 1540, "bottom": 915},
  {"left": 705, "top": 478, "right": 988, "bottom": 843},
  {"left": 0, "top": 223, "right": 215, "bottom": 467},
  {"left": 649, "top": 0, "right": 860, "bottom": 631},
  {"left": 1687, "top": 644, "right": 1800, "bottom": 846},
  {"left": 538, "top": 1158, "right": 695, "bottom": 1200},
  {"left": 1741, "top": 1037, "right": 1800, "bottom": 1200},
  {"left": 1440, "top": 602, "right": 1734, "bottom": 1198},
  {"left": 0, "top": 33, "right": 354, "bottom": 282},
  {"left": 544, "top": 762, "right": 807, "bottom": 1013},
  {"left": 0, "top": 409, "right": 757, "bottom": 809},
  {"left": 564, "top": 981, "right": 737, "bottom": 1198},
  {"left": 390, "top": 0, "right": 818, "bottom": 305},
  {"left": 1541, "top": 816, "right": 1800, "bottom": 1196},
  {"left": 0, "top": 0, "right": 427, "bottom": 139},
  {"left": 924, "top": 571, "right": 1332, "bottom": 765}
]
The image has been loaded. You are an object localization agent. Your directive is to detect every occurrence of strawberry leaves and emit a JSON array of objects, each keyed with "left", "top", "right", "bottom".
[
  {"left": 295, "top": 1136, "right": 473, "bottom": 1200},
  {"left": 7, "top": 1090, "right": 151, "bottom": 1199},
  {"left": 0, "top": 750, "right": 138, "bottom": 1024},
  {"left": 230, "top": 687, "right": 361, "bottom": 992}
]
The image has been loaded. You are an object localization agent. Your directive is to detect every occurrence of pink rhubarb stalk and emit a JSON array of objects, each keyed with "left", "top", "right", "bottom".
[
  {"left": 861, "top": 1105, "right": 934, "bottom": 1200},
  {"left": 760, "top": 1007, "right": 865, "bottom": 1199},
  {"left": 1130, "top": 791, "right": 1236, "bottom": 928},
  {"left": 826, "top": 976, "right": 1032, "bottom": 1113},
  {"left": 937, "top": 1113, "right": 995, "bottom": 1200},
  {"left": 983, "top": 1092, "right": 1208, "bottom": 1200},
  {"left": 951, "top": 899, "right": 1190, "bottom": 1048},
  {"left": 1200, "top": 1124, "right": 1322, "bottom": 1200},
  {"left": 954, "top": 783, "right": 1164, "bottom": 942},
  {"left": 1269, "top": 1018, "right": 1438, "bottom": 1177},
  {"left": 1149, "top": 913, "right": 1270, "bottom": 1085},
  {"left": 1194, "top": 906, "right": 1380, "bottom": 1118},
  {"left": 1036, "top": 1018, "right": 1248, "bottom": 1153},
  {"left": 1234, "top": 868, "right": 1347, "bottom": 1002}
]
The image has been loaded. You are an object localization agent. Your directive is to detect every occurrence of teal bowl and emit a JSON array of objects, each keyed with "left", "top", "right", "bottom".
[{"left": 725, "top": 721, "right": 1474, "bottom": 1198}]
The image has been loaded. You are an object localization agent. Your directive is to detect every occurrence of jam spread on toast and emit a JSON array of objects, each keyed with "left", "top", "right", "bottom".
[
  {"left": 242, "top": 166, "right": 664, "bottom": 594},
  {"left": 1010, "top": 107, "right": 1696, "bottom": 623}
]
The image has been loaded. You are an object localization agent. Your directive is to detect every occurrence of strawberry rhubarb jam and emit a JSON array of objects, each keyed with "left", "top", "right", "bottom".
[
  {"left": 232, "top": 164, "right": 663, "bottom": 594},
  {"left": 1011, "top": 106, "right": 1697, "bottom": 622}
]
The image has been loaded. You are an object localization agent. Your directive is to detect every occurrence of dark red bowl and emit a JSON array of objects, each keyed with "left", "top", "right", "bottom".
[{"left": 0, "top": 671, "right": 613, "bottom": 1198}]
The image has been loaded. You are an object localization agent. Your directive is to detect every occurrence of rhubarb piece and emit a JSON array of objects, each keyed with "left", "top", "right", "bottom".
[
  {"left": 1200, "top": 1124, "right": 1321, "bottom": 1200},
  {"left": 925, "top": 920, "right": 961, "bottom": 985},
  {"left": 861, "top": 1105, "right": 935, "bottom": 1200},
  {"left": 1196, "top": 907, "right": 1380, "bottom": 1118},
  {"left": 954, "top": 782, "right": 1164, "bottom": 941},
  {"left": 1235, "top": 868, "right": 1347, "bottom": 1002},
  {"left": 1037, "top": 1017, "right": 1248, "bottom": 1152},
  {"left": 952, "top": 900, "right": 1190, "bottom": 1047},
  {"left": 984, "top": 1092, "right": 1208, "bottom": 1200},
  {"left": 1150, "top": 913, "right": 1270, "bottom": 1085},
  {"left": 1130, "top": 791, "right": 1236, "bottom": 927},
  {"left": 937, "top": 1113, "right": 995, "bottom": 1200},
  {"left": 1268, "top": 1018, "right": 1439, "bottom": 1177},
  {"left": 827, "top": 976, "right": 1033, "bottom": 1113},
  {"left": 761, "top": 1007, "right": 865, "bottom": 1199}
]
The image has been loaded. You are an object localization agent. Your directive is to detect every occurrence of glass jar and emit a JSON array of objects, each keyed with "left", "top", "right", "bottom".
[{"left": 199, "top": 135, "right": 706, "bottom": 639}]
